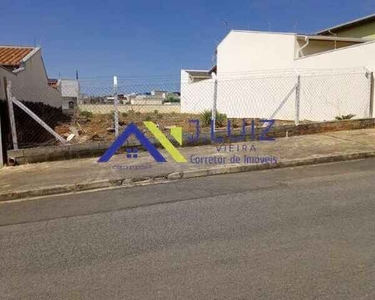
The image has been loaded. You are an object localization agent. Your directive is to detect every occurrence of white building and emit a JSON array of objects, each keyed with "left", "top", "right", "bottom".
[
  {"left": 181, "top": 14, "right": 375, "bottom": 121},
  {"left": 151, "top": 90, "right": 167, "bottom": 98},
  {"left": 48, "top": 78, "right": 81, "bottom": 114}
]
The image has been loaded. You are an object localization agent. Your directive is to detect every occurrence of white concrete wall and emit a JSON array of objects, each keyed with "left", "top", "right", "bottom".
[
  {"left": 78, "top": 104, "right": 181, "bottom": 114},
  {"left": 182, "top": 69, "right": 371, "bottom": 121},
  {"left": 294, "top": 41, "right": 375, "bottom": 119},
  {"left": 181, "top": 32, "right": 375, "bottom": 121},
  {"left": 216, "top": 73, "right": 298, "bottom": 119},
  {"left": 217, "top": 31, "right": 296, "bottom": 76},
  {"left": 130, "top": 98, "right": 163, "bottom": 105},
  {"left": 181, "top": 31, "right": 299, "bottom": 118},
  {"left": 180, "top": 70, "right": 215, "bottom": 113},
  {"left": 293, "top": 40, "right": 375, "bottom": 71},
  {"left": 0, "top": 49, "right": 61, "bottom": 108},
  {"left": 299, "top": 70, "right": 370, "bottom": 121}
]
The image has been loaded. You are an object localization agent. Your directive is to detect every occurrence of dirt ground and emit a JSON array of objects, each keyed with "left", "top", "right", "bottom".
[{"left": 55, "top": 111, "right": 298, "bottom": 144}]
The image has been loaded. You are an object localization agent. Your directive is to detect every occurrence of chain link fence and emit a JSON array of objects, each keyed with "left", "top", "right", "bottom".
[
  {"left": 182, "top": 67, "right": 372, "bottom": 122},
  {"left": 2, "top": 67, "right": 373, "bottom": 149}
]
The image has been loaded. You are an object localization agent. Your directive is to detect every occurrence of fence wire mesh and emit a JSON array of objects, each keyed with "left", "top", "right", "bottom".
[{"left": 3, "top": 67, "right": 373, "bottom": 149}]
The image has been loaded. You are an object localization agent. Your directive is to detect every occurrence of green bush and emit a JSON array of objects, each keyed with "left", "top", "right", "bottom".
[
  {"left": 80, "top": 111, "right": 93, "bottom": 118},
  {"left": 165, "top": 96, "right": 180, "bottom": 103},
  {"left": 122, "top": 112, "right": 128, "bottom": 118},
  {"left": 335, "top": 114, "right": 355, "bottom": 120},
  {"left": 201, "top": 110, "right": 227, "bottom": 127},
  {"left": 154, "top": 109, "right": 159, "bottom": 114},
  {"left": 145, "top": 115, "right": 152, "bottom": 121},
  {"left": 201, "top": 110, "right": 212, "bottom": 127}
]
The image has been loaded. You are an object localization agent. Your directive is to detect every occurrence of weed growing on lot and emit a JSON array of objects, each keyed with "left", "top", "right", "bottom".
[
  {"left": 201, "top": 110, "right": 227, "bottom": 127},
  {"left": 80, "top": 111, "right": 94, "bottom": 118},
  {"left": 335, "top": 114, "right": 355, "bottom": 120}
]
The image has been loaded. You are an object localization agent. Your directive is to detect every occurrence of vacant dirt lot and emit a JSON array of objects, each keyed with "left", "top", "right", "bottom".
[{"left": 55, "top": 111, "right": 297, "bottom": 144}]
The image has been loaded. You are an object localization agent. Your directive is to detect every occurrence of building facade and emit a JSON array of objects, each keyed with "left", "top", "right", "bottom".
[
  {"left": 0, "top": 46, "right": 61, "bottom": 108},
  {"left": 180, "top": 14, "right": 375, "bottom": 121}
]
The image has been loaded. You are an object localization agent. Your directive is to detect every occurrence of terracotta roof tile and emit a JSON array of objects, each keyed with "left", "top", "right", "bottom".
[{"left": 0, "top": 46, "right": 34, "bottom": 66}]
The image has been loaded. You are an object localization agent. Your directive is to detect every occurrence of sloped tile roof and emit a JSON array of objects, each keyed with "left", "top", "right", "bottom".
[{"left": 0, "top": 46, "right": 34, "bottom": 66}]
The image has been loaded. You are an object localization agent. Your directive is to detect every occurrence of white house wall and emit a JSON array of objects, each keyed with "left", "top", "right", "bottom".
[
  {"left": 217, "top": 31, "right": 297, "bottom": 76},
  {"left": 183, "top": 69, "right": 371, "bottom": 122},
  {"left": 181, "top": 31, "right": 299, "bottom": 119},
  {"left": 181, "top": 32, "right": 375, "bottom": 121},
  {"left": 180, "top": 70, "right": 215, "bottom": 113},
  {"left": 298, "top": 70, "right": 370, "bottom": 121},
  {"left": 0, "top": 66, "right": 17, "bottom": 100},
  {"left": 216, "top": 74, "right": 298, "bottom": 119},
  {"left": 293, "top": 40, "right": 375, "bottom": 70},
  {"left": 293, "top": 41, "right": 375, "bottom": 119}
]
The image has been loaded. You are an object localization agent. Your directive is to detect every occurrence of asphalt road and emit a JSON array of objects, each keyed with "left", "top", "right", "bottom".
[{"left": 1, "top": 159, "right": 375, "bottom": 299}]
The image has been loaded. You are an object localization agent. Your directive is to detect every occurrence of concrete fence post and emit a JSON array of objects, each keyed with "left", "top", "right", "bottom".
[
  {"left": 5, "top": 79, "right": 18, "bottom": 150},
  {"left": 211, "top": 74, "right": 218, "bottom": 132},
  {"left": 295, "top": 75, "right": 301, "bottom": 126},
  {"left": 113, "top": 76, "right": 119, "bottom": 137},
  {"left": 0, "top": 105, "right": 3, "bottom": 167}
]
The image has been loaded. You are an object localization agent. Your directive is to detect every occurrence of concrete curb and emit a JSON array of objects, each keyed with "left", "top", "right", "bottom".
[{"left": 2, "top": 151, "right": 375, "bottom": 201}]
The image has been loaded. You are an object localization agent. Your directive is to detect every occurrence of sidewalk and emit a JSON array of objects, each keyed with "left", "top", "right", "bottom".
[{"left": 2, "top": 128, "right": 375, "bottom": 200}]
